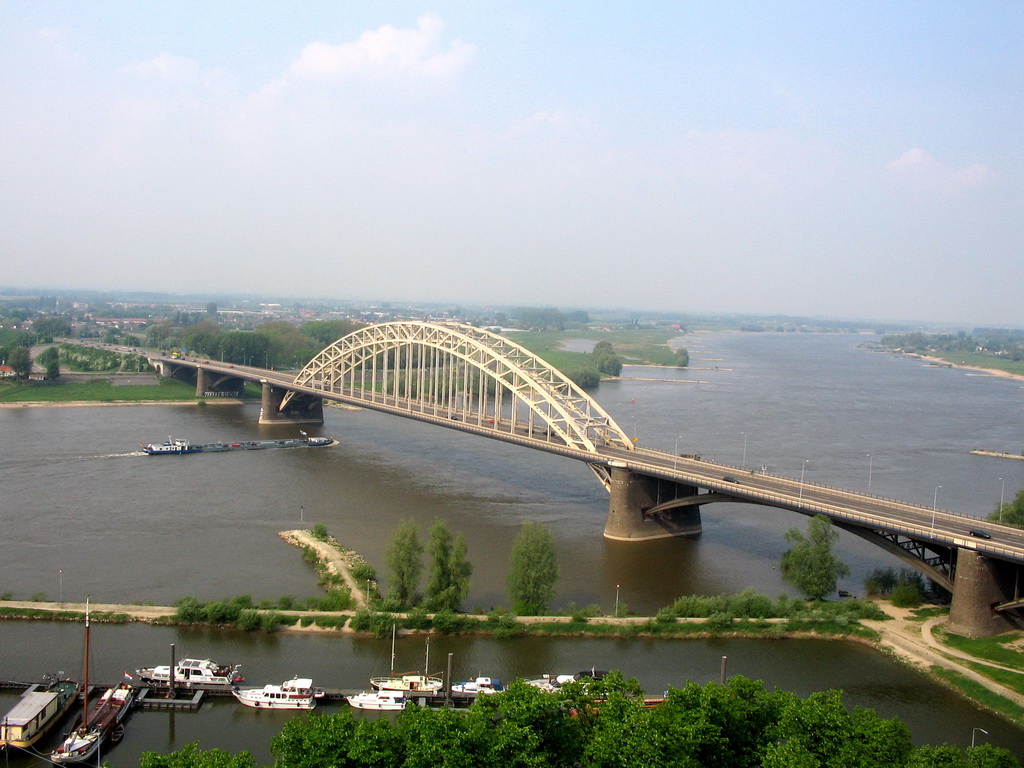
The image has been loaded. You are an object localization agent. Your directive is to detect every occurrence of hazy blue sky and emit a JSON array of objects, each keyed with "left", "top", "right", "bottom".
[{"left": 2, "top": 2, "right": 1021, "bottom": 324}]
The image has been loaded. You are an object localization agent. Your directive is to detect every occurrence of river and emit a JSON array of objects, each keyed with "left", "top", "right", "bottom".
[{"left": 1, "top": 331, "right": 1022, "bottom": 761}]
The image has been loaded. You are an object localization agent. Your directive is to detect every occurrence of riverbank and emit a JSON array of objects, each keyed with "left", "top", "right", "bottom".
[{"left": 2, "top": 597, "right": 1021, "bottom": 724}]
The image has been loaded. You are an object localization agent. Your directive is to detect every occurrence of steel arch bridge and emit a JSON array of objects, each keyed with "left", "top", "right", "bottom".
[{"left": 287, "top": 321, "right": 636, "bottom": 461}]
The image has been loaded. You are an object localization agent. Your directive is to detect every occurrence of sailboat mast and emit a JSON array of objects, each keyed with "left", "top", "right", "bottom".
[
  {"left": 390, "top": 624, "right": 396, "bottom": 676},
  {"left": 82, "top": 597, "right": 90, "bottom": 724},
  {"left": 424, "top": 636, "right": 429, "bottom": 674}
]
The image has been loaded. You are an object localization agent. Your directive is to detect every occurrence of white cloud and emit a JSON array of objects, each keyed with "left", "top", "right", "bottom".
[
  {"left": 286, "top": 15, "right": 473, "bottom": 82},
  {"left": 505, "top": 110, "right": 590, "bottom": 138},
  {"left": 885, "top": 147, "right": 994, "bottom": 196},
  {"left": 126, "top": 53, "right": 201, "bottom": 82}
]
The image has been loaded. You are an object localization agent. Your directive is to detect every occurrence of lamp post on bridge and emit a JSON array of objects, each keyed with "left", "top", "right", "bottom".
[
  {"left": 798, "top": 460, "right": 809, "bottom": 503},
  {"left": 741, "top": 432, "right": 747, "bottom": 470},
  {"left": 931, "top": 486, "right": 941, "bottom": 536},
  {"left": 674, "top": 434, "right": 684, "bottom": 470},
  {"left": 999, "top": 477, "right": 1005, "bottom": 522},
  {"left": 867, "top": 453, "right": 873, "bottom": 493}
]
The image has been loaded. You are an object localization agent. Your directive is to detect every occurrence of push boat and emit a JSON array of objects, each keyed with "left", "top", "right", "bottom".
[
  {"left": 140, "top": 436, "right": 335, "bottom": 455},
  {"left": 136, "top": 658, "right": 243, "bottom": 689},
  {"left": 0, "top": 677, "right": 80, "bottom": 751},
  {"left": 232, "top": 677, "right": 324, "bottom": 710},
  {"left": 346, "top": 691, "right": 407, "bottom": 711}
]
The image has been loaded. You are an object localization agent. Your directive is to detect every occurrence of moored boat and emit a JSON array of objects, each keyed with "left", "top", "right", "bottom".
[
  {"left": 232, "top": 677, "right": 323, "bottom": 710},
  {"left": 136, "top": 658, "right": 243, "bottom": 689},
  {"left": 451, "top": 677, "right": 503, "bottom": 695},
  {"left": 346, "top": 691, "right": 407, "bottom": 711},
  {"left": 50, "top": 600, "right": 134, "bottom": 764},
  {"left": 1, "top": 677, "right": 80, "bottom": 751},
  {"left": 50, "top": 684, "right": 134, "bottom": 764},
  {"left": 370, "top": 631, "right": 443, "bottom": 692}
]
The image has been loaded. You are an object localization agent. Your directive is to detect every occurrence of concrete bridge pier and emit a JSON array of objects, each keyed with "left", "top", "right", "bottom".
[
  {"left": 258, "top": 382, "right": 324, "bottom": 425},
  {"left": 947, "top": 549, "right": 1020, "bottom": 638},
  {"left": 603, "top": 464, "right": 703, "bottom": 541},
  {"left": 195, "top": 368, "right": 244, "bottom": 398}
]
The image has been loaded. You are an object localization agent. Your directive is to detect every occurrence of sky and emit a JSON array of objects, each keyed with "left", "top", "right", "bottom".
[{"left": 1, "top": 2, "right": 1022, "bottom": 325}]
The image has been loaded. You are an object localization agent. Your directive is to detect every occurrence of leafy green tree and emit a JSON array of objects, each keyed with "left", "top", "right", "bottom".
[
  {"left": 508, "top": 521, "right": 558, "bottom": 614},
  {"left": 780, "top": 515, "right": 850, "bottom": 600},
  {"left": 424, "top": 518, "right": 472, "bottom": 612},
  {"left": 385, "top": 518, "right": 423, "bottom": 608},
  {"left": 989, "top": 488, "right": 1024, "bottom": 528},
  {"left": 301, "top": 319, "right": 362, "bottom": 348},
  {"left": 140, "top": 741, "right": 256, "bottom": 768},
  {"left": 674, "top": 348, "right": 689, "bottom": 367},
  {"left": 6, "top": 346, "right": 31, "bottom": 379}
]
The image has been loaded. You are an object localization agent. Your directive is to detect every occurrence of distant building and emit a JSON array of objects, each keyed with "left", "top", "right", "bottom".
[{"left": 0, "top": 365, "right": 14, "bottom": 378}]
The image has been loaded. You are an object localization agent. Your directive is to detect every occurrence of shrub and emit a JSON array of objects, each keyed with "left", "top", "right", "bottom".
[
  {"left": 30, "top": 593, "right": 48, "bottom": 602},
  {"left": 174, "top": 596, "right": 205, "bottom": 623},
  {"left": 431, "top": 609, "right": 463, "bottom": 634},
  {"left": 0, "top": 592, "right": 12, "bottom": 600},
  {"left": 706, "top": 612, "right": 734, "bottom": 632},
  {"left": 405, "top": 607, "right": 432, "bottom": 630},
  {"left": 891, "top": 582, "right": 924, "bottom": 608},
  {"left": 351, "top": 563, "right": 376, "bottom": 582},
  {"left": 237, "top": 609, "right": 261, "bottom": 631},
  {"left": 311, "top": 523, "right": 329, "bottom": 541},
  {"left": 278, "top": 595, "right": 295, "bottom": 610},
  {"left": 205, "top": 600, "right": 241, "bottom": 624},
  {"left": 261, "top": 611, "right": 284, "bottom": 633}
]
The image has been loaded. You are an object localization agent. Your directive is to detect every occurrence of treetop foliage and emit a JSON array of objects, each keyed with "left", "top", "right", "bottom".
[
  {"left": 780, "top": 515, "right": 850, "bottom": 601},
  {"left": 143, "top": 674, "right": 1020, "bottom": 767}
]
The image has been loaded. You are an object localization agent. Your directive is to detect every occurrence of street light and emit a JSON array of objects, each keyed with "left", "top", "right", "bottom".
[
  {"left": 972, "top": 727, "right": 988, "bottom": 748},
  {"left": 867, "top": 453, "right": 873, "bottom": 493},
  {"left": 798, "top": 460, "right": 809, "bottom": 503},
  {"left": 999, "top": 477, "right": 1005, "bottom": 522},
  {"left": 674, "top": 434, "right": 684, "bottom": 470},
  {"left": 614, "top": 584, "right": 620, "bottom": 617},
  {"left": 931, "top": 486, "right": 941, "bottom": 536},
  {"left": 741, "top": 432, "right": 747, "bottom": 469}
]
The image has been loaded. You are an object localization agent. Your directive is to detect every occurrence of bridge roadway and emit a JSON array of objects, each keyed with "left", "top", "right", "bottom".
[{"left": 151, "top": 352, "right": 1024, "bottom": 570}]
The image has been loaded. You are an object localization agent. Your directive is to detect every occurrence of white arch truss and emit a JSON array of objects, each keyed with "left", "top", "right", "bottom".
[{"left": 290, "top": 321, "right": 635, "bottom": 454}]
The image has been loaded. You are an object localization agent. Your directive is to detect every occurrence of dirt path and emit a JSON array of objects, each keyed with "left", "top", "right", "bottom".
[
  {"left": 862, "top": 603, "right": 1024, "bottom": 708},
  {"left": 278, "top": 529, "right": 369, "bottom": 609}
]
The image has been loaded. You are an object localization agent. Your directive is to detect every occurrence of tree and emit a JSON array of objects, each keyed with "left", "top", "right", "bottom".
[
  {"left": 989, "top": 489, "right": 1024, "bottom": 528},
  {"left": 7, "top": 346, "right": 31, "bottom": 379},
  {"left": 385, "top": 518, "right": 423, "bottom": 608},
  {"left": 780, "top": 515, "right": 850, "bottom": 600},
  {"left": 140, "top": 742, "right": 256, "bottom": 768},
  {"left": 424, "top": 518, "right": 472, "bottom": 612},
  {"left": 507, "top": 521, "right": 558, "bottom": 614},
  {"left": 674, "top": 348, "right": 689, "bottom": 367}
]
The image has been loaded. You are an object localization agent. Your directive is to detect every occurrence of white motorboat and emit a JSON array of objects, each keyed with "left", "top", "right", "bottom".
[
  {"left": 136, "top": 658, "right": 243, "bottom": 689},
  {"left": 346, "top": 691, "right": 406, "bottom": 711},
  {"left": 232, "top": 677, "right": 324, "bottom": 710},
  {"left": 451, "top": 677, "right": 504, "bottom": 695}
]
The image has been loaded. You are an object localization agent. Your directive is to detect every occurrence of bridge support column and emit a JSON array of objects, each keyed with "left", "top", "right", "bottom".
[
  {"left": 195, "top": 368, "right": 207, "bottom": 397},
  {"left": 947, "top": 549, "right": 1018, "bottom": 638},
  {"left": 258, "top": 382, "right": 324, "bottom": 425},
  {"left": 603, "top": 465, "right": 702, "bottom": 541}
]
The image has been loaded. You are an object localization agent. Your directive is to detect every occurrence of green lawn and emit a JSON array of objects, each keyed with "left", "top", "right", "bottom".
[
  {"left": 506, "top": 328, "right": 683, "bottom": 368},
  {"left": 0, "top": 378, "right": 202, "bottom": 402},
  {"left": 929, "top": 351, "right": 1024, "bottom": 377}
]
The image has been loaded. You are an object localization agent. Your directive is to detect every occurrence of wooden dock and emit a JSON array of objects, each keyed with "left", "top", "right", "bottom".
[{"left": 137, "top": 687, "right": 205, "bottom": 711}]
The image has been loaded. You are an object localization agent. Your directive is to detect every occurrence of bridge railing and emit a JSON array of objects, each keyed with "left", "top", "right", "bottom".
[{"left": 624, "top": 447, "right": 1024, "bottom": 561}]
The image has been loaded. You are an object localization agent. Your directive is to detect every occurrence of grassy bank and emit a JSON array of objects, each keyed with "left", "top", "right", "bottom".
[
  {"left": 0, "top": 378, "right": 262, "bottom": 403},
  {"left": 506, "top": 328, "right": 681, "bottom": 368}
]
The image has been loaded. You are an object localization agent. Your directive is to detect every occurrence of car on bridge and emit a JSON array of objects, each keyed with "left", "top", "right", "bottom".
[{"left": 969, "top": 528, "right": 992, "bottom": 539}]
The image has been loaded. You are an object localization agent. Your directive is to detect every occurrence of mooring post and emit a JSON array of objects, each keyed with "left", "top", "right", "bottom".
[
  {"left": 720, "top": 656, "right": 727, "bottom": 685},
  {"left": 168, "top": 643, "right": 176, "bottom": 699},
  {"left": 446, "top": 653, "right": 453, "bottom": 707}
]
